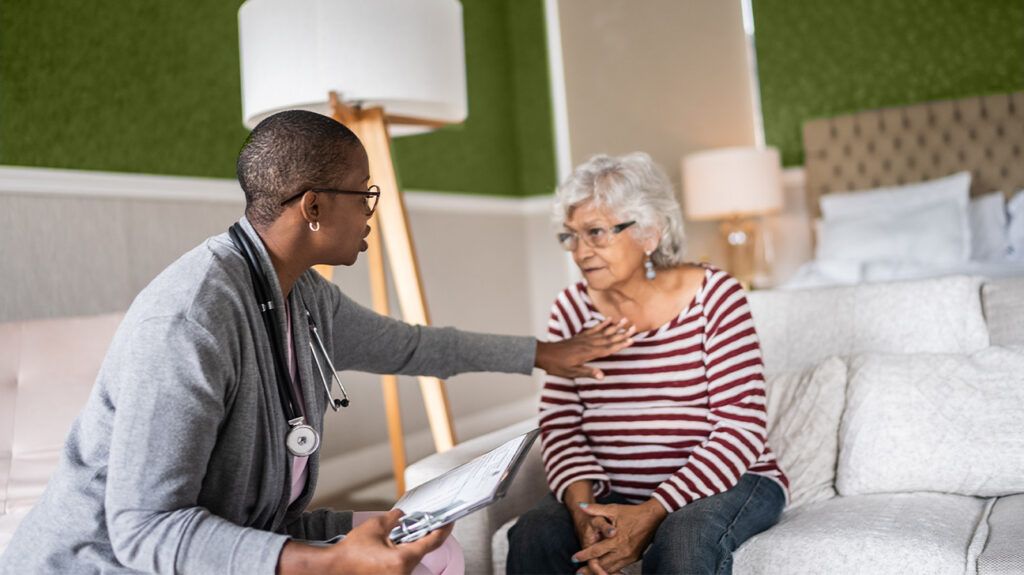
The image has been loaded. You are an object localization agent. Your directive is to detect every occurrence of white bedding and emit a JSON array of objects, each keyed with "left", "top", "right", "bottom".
[{"left": 781, "top": 259, "right": 1024, "bottom": 289}]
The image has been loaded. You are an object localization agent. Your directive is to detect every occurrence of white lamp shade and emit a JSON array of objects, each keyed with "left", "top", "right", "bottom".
[
  {"left": 682, "top": 147, "right": 784, "bottom": 220},
  {"left": 238, "top": 0, "right": 467, "bottom": 137}
]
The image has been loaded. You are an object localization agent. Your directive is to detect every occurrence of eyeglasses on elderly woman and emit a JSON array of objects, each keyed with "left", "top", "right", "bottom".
[{"left": 556, "top": 220, "right": 636, "bottom": 251}]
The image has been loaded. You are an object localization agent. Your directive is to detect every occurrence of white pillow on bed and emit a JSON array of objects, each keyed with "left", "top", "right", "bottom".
[
  {"left": 1008, "top": 190, "right": 1024, "bottom": 260},
  {"left": 815, "top": 200, "right": 968, "bottom": 266},
  {"left": 819, "top": 171, "right": 971, "bottom": 220},
  {"left": 818, "top": 171, "right": 972, "bottom": 261},
  {"left": 969, "top": 192, "right": 1011, "bottom": 261}
]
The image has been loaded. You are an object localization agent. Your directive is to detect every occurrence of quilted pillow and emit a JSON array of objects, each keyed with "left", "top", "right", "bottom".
[
  {"left": 837, "top": 347, "right": 1024, "bottom": 497},
  {"left": 765, "top": 357, "right": 847, "bottom": 508}
]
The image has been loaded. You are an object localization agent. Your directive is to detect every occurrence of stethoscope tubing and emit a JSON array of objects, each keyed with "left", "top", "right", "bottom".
[{"left": 229, "top": 225, "right": 303, "bottom": 423}]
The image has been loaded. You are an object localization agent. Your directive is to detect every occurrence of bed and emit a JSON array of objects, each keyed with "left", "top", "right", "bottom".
[{"left": 781, "top": 90, "right": 1024, "bottom": 288}]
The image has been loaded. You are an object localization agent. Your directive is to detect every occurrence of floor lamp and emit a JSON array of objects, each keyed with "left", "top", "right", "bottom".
[{"left": 238, "top": 0, "right": 467, "bottom": 495}]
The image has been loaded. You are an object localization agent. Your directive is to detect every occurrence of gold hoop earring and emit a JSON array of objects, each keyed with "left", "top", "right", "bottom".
[{"left": 309, "top": 221, "right": 320, "bottom": 232}]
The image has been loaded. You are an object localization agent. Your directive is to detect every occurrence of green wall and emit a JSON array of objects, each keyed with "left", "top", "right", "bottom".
[
  {"left": 753, "top": 0, "right": 1024, "bottom": 167},
  {"left": 0, "top": 0, "right": 556, "bottom": 197}
]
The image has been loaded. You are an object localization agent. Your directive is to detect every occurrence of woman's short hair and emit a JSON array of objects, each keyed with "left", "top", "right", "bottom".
[
  {"left": 553, "top": 152, "right": 687, "bottom": 268},
  {"left": 237, "top": 110, "right": 361, "bottom": 227}
]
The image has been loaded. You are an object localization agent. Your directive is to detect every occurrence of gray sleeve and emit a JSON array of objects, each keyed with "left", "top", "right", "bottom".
[
  {"left": 104, "top": 317, "right": 288, "bottom": 575},
  {"left": 327, "top": 286, "right": 537, "bottom": 377}
]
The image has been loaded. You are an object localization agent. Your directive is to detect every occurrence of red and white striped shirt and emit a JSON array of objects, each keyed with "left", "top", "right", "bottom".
[{"left": 539, "top": 266, "right": 789, "bottom": 512}]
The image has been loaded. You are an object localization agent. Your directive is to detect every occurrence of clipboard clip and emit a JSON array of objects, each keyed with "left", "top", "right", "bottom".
[{"left": 389, "top": 511, "right": 441, "bottom": 544}]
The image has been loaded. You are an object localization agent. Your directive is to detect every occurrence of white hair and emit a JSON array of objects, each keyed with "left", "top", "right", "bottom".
[{"left": 553, "top": 152, "right": 687, "bottom": 268}]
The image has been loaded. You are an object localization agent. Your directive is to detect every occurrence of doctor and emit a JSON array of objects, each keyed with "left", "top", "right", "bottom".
[{"left": 0, "top": 110, "right": 635, "bottom": 575}]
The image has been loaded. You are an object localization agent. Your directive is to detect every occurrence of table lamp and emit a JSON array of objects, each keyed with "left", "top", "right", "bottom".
[
  {"left": 239, "top": 0, "right": 467, "bottom": 494},
  {"left": 682, "top": 147, "right": 783, "bottom": 287}
]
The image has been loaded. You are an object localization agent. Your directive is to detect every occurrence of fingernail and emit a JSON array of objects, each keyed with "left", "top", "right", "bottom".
[
  {"left": 571, "top": 556, "right": 581, "bottom": 564},
  {"left": 608, "top": 528, "right": 617, "bottom": 536},
  {"left": 578, "top": 502, "right": 589, "bottom": 508}
]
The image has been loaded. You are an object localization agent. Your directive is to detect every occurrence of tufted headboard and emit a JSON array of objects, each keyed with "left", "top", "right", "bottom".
[{"left": 802, "top": 91, "right": 1024, "bottom": 218}]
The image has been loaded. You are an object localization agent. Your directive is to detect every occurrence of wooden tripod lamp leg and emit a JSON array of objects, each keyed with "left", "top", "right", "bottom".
[
  {"left": 331, "top": 96, "right": 407, "bottom": 495},
  {"left": 365, "top": 213, "right": 407, "bottom": 495},
  {"left": 353, "top": 107, "right": 457, "bottom": 454}
]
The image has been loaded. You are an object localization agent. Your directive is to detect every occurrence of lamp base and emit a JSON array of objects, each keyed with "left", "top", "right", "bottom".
[{"left": 719, "top": 217, "right": 770, "bottom": 289}]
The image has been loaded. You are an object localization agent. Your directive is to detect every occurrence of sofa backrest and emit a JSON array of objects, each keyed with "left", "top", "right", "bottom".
[
  {"left": 0, "top": 313, "right": 123, "bottom": 524},
  {"left": 747, "top": 275, "right": 991, "bottom": 374}
]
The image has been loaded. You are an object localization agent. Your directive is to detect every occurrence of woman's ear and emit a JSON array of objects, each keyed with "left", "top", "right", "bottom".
[
  {"left": 300, "top": 192, "right": 320, "bottom": 223},
  {"left": 642, "top": 232, "right": 661, "bottom": 255}
]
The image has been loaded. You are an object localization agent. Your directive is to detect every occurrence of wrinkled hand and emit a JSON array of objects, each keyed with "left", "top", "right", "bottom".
[
  {"left": 572, "top": 500, "right": 666, "bottom": 575},
  {"left": 320, "top": 509, "right": 453, "bottom": 575},
  {"left": 536, "top": 318, "right": 636, "bottom": 379}
]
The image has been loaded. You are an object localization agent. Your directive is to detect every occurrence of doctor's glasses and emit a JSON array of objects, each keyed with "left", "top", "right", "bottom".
[{"left": 280, "top": 185, "right": 381, "bottom": 216}]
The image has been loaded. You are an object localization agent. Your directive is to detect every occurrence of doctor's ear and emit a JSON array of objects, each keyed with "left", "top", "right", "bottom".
[{"left": 299, "top": 192, "right": 320, "bottom": 222}]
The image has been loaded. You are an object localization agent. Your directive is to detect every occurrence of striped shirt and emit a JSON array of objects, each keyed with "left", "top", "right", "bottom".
[{"left": 539, "top": 266, "right": 789, "bottom": 512}]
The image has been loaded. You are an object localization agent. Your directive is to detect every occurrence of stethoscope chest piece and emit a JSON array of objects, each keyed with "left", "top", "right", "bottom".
[{"left": 286, "top": 417, "right": 320, "bottom": 457}]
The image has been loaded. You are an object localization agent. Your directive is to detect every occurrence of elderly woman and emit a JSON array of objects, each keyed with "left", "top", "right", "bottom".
[{"left": 507, "top": 153, "right": 789, "bottom": 575}]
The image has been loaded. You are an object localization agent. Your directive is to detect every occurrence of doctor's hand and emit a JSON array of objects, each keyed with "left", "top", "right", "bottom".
[
  {"left": 279, "top": 509, "right": 452, "bottom": 575},
  {"left": 536, "top": 318, "right": 636, "bottom": 379}
]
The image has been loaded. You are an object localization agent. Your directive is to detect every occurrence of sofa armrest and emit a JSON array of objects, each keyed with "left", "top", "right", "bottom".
[
  {"left": 977, "top": 494, "right": 1024, "bottom": 574},
  {"left": 405, "top": 418, "right": 548, "bottom": 575}
]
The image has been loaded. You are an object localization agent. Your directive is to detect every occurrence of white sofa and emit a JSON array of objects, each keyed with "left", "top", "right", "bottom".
[
  {"left": 406, "top": 275, "right": 1024, "bottom": 575},
  {"left": 2, "top": 276, "right": 1022, "bottom": 573}
]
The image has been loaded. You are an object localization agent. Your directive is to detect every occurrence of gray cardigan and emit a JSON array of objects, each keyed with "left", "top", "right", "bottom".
[{"left": 0, "top": 218, "right": 536, "bottom": 574}]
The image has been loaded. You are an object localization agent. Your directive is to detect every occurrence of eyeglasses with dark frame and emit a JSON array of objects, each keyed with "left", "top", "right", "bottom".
[
  {"left": 557, "top": 220, "right": 636, "bottom": 251},
  {"left": 280, "top": 185, "right": 381, "bottom": 216}
]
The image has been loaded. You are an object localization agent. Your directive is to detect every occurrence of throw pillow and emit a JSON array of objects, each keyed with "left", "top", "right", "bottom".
[
  {"left": 837, "top": 348, "right": 1024, "bottom": 497},
  {"left": 765, "top": 357, "right": 846, "bottom": 508}
]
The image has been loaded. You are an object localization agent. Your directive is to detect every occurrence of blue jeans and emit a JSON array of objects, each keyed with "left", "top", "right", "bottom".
[{"left": 507, "top": 473, "right": 785, "bottom": 575}]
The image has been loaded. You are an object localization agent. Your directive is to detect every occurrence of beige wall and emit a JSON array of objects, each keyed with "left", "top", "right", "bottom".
[{"left": 557, "top": 0, "right": 759, "bottom": 267}]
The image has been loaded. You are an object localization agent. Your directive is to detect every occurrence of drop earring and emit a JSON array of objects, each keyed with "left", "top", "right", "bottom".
[
  {"left": 309, "top": 221, "right": 320, "bottom": 232},
  {"left": 644, "top": 251, "right": 656, "bottom": 280}
]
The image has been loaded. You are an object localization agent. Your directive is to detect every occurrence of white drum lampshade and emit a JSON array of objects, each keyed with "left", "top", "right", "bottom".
[
  {"left": 238, "top": 0, "right": 467, "bottom": 137},
  {"left": 682, "top": 147, "right": 783, "bottom": 220}
]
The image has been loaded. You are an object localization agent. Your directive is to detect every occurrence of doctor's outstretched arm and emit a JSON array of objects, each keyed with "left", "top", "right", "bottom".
[{"left": 324, "top": 284, "right": 633, "bottom": 379}]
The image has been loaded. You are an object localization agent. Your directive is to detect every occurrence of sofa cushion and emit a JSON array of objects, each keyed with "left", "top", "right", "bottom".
[
  {"left": 747, "top": 275, "right": 988, "bottom": 374},
  {"left": 0, "top": 313, "right": 122, "bottom": 551},
  {"left": 837, "top": 348, "right": 1024, "bottom": 497},
  {"left": 978, "top": 494, "right": 1024, "bottom": 574},
  {"left": 734, "top": 492, "right": 989, "bottom": 575},
  {"left": 765, "top": 357, "right": 845, "bottom": 508}
]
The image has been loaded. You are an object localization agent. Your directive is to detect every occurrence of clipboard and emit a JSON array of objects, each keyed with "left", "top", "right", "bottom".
[{"left": 389, "top": 428, "right": 540, "bottom": 544}]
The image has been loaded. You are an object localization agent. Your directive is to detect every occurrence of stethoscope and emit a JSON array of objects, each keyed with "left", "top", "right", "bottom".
[{"left": 228, "top": 223, "right": 351, "bottom": 457}]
